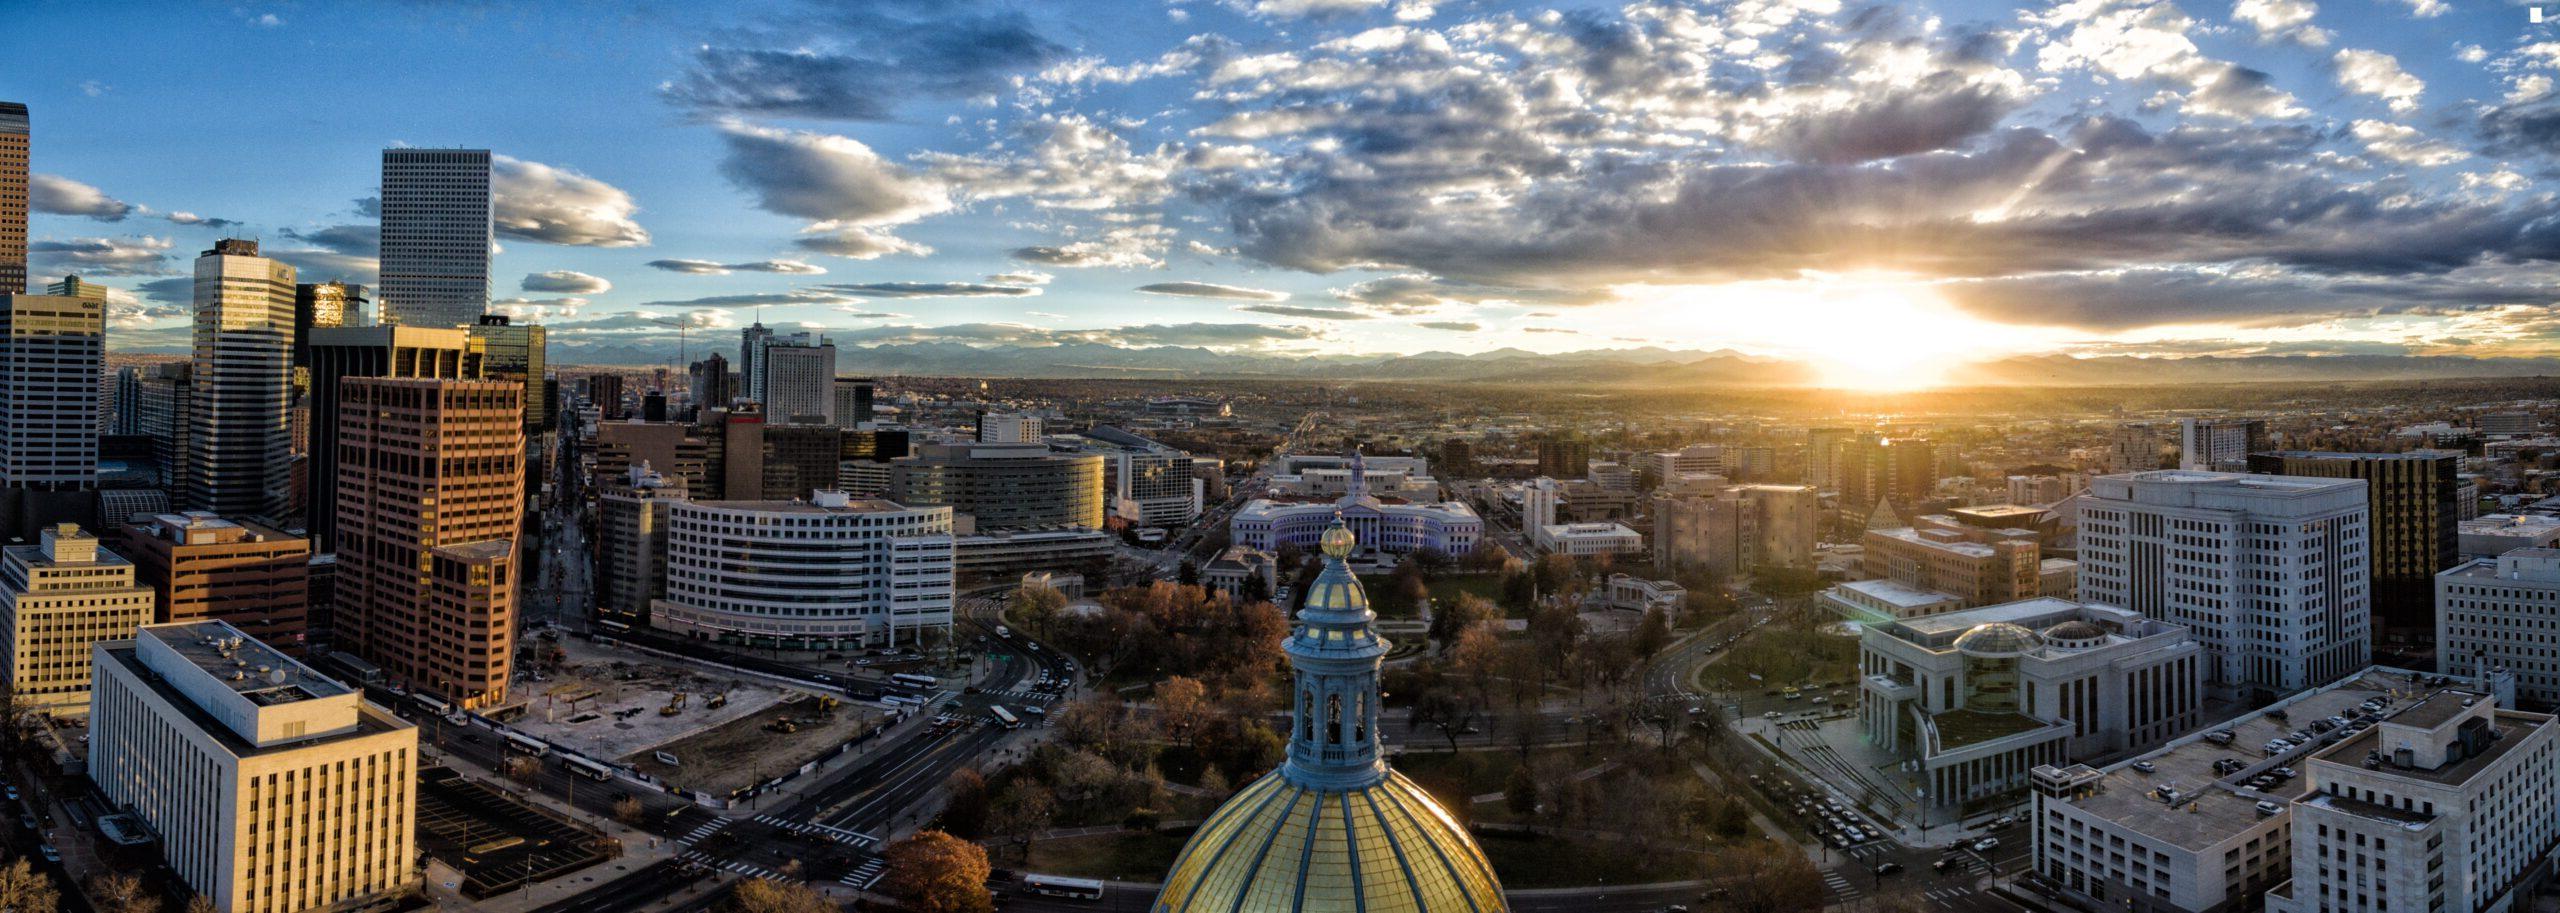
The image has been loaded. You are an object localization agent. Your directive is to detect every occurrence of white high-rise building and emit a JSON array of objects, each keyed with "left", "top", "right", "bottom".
[
  {"left": 0, "top": 289, "right": 102, "bottom": 492},
  {"left": 2079, "top": 471, "right": 2371, "bottom": 700},
  {"left": 2439, "top": 548, "right": 2560, "bottom": 705},
  {"left": 2180, "top": 418, "right": 2267, "bottom": 472},
  {"left": 978, "top": 413, "right": 1043, "bottom": 444},
  {"left": 377, "top": 148, "right": 491, "bottom": 329},
  {"left": 650, "top": 491, "right": 955, "bottom": 648},
  {"left": 90, "top": 620, "right": 419, "bottom": 913},
  {"left": 2266, "top": 690, "right": 2560, "bottom": 913},
  {"left": 761, "top": 337, "right": 835, "bottom": 423},
  {"left": 1522, "top": 477, "right": 1562, "bottom": 530},
  {"left": 0, "top": 524, "right": 151, "bottom": 714},
  {"left": 184, "top": 240, "right": 295, "bottom": 520}
]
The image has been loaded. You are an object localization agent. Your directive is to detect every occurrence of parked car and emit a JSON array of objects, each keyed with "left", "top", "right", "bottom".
[
  {"left": 1874, "top": 862, "right": 1904, "bottom": 876},
  {"left": 1972, "top": 837, "right": 2000, "bottom": 852}
]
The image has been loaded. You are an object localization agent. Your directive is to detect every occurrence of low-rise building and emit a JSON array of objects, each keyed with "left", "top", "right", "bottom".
[
  {"left": 2266, "top": 690, "right": 2560, "bottom": 913},
  {"left": 1821, "top": 578, "right": 1964, "bottom": 620},
  {"left": 1860, "top": 598, "right": 2204, "bottom": 811},
  {"left": 90, "top": 620, "right": 418, "bottom": 913},
  {"left": 115, "top": 512, "right": 310, "bottom": 651},
  {"left": 1860, "top": 524, "right": 2042, "bottom": 608},
  {"left": 2030, "top": 668, "right": 2456, "bottom": 913},
  {"left": 1602, "top": 575, "right": 1684, "bottom": 612},
  {"left": 0, "top": 525, "right": 154, "bottom": 715},
  {"left": 951, "top": 527, "right": 1116, "bottom": 582},
  {"left": 2440, "top": 548, "right": 2560, "bottom": 707},
  {"left": 651, "top": 491, "right": 956, "bottom": 648},
  {"left": 1203, "top": 546, "right": 1280, "bottom": 602},
  {"left": 1536, "top": 521, "right": 1644, "bottom": 557},
  {"left": 2458, "top": 514, "right": 2560, "bottom": 560}
]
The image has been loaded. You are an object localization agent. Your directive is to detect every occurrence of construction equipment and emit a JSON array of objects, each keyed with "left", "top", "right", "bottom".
[{"left": 661, "top": 691, "right": 687, "bottom": 717}]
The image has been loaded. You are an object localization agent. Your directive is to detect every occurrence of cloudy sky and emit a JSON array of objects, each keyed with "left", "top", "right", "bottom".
[{"left": 6, "top": 0, "right": 2554, "bottom": 384}]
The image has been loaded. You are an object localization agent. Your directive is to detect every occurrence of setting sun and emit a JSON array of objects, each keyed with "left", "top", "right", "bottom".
[{"left": 1616, "top": 277, "right": 2067, "bottom": 391}]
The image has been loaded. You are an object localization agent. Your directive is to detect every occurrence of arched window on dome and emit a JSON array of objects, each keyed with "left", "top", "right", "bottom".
[
  {"left": 1327, "top": 693, "right": 1342, "bottom": 744},
  {"left": 1301, "top": 690, "right": 1314, "bottom": 741},
  {"left": 1354, "top": 692, "right": 1368, "bottom": 743}
]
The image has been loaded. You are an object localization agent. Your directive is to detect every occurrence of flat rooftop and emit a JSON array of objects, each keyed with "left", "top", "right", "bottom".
[
  {"left": 1892, "top": 597, "right": 2093, "bottom": 639},
  {"left": 2116, "top": 470, "right": 2364, "bottom": 494},
  {"left": 1934, "top": 709, "right": 2053, "bottom": 750},
  {"left": 152, "top": 620, "right": 352, "bottom": 705},
  {"left": 1835, "top": 578, "right": 1960, "bottom": 609},
  {"left": 2045, "top": 668, "right": 2456, "bottom": 852},
  {"left": 2316, "top": 704, "right": 2544, "bottom": 788},
  {"left": 102, "top": 645, "right": 404, "bottom": 757},
  {"left": 1871, "top": 526, "right": 1996, "bottom": 558}
]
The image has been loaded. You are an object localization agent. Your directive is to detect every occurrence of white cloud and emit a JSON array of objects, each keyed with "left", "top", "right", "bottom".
[
  {"left": 2230, "top": 0, "right": 2329, "bottom": 47},
  {"left": 492, "top": 155, "right": 651, "bottom": 247},
  {"left": 521, "top": 270, "right": 613, "bottom": 294},
  {"left": 29, "top": 175, "right": 132, "bottom": 220},
  {"left": 2334, "top": 48, "right": 2423, "bottom": 113},
  {"left": 2350, "top": 120, "right": 2468, "bottom": 167}
]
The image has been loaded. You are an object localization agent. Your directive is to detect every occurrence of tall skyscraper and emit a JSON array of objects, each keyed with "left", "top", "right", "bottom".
[
  {"left": 833, "top": 376, "right": 873, "bottom": 427},
  {"left": 89, "top": 621, "right": 420, "bottom": 913},
  {"left": 377, "top": 148, "right": 490, "bottom": 328},
  {"left": 2079, "top": 470, "right": 2371, "bottom": 700},
  {"left": 691, "top": 352, "right": 735, "bottom": 416},
  {"left": 468, "top": 314, "right": 549, "bottom": 430},
  {"left": 589, "top": 373, "right": 625, "bottom": 419},
  {"left": 303, "top": 325, "right": 475, "bottom": 552},
  {"left": 2179, "top": 418, "right": 2266, "bottom": 472},
  {"left": 739, "top": 321, "right": 776, "bottom": 403},
  {"left": 761, "top": 335, "right": 835, "bottom": 423},
  {"left": 0, "top": 103, "right": 25, "bottom": 295},
  {"left": 0, "top": 288, "right": 104, "bottom": 508},
  {"left": 133, "top": 362, "right": 191, "bottom": 487},
  {"left": 0, "top": 524, "right": 152, "bottom": 714},
  {"left": 2248, "top": 450, "right": 2461, "bottom": 661},
  {"left": 184, "top": 240, "right": 296, "bottom": 521},
  {"left": 1839, "top": 437, "right": 1935, "bottom": 516},
  {"left": 334, "top": 378, "right": 523, "bottom": 708},
  {"left": 291, "top": 281, "right": 368, "bottom": 370}
]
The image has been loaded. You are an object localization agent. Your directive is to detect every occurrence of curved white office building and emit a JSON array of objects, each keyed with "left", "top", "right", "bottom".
[{"left": 650, "top": 491, "right": 956, "bottom": 649}]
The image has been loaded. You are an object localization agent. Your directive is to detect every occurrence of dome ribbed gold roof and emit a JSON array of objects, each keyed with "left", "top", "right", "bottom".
[{"left": 1155, "top": 769, "right": 1507, "bottom": 913}]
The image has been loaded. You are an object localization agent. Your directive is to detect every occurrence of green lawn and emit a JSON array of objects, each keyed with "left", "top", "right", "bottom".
[
  {"left": 1700, "top": 626, "right": 1860, "bottom": 692},
  {"left": 1359, "top": 573, "right": 1506, "bottom": 618},
  {"left": 1390, "top": 748, "right": 1588, "bottom": 806},
  {"left": 1472, "top": 830, "right": 1707, "bottom": 888},
  {"left": 1025, "top": 829, "right": 1199, "bottom": 882}
]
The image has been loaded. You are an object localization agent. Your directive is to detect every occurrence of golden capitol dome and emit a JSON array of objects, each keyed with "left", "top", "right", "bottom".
[{"left": 1155, "top": 517, "right": 1508, "bottom": 913}]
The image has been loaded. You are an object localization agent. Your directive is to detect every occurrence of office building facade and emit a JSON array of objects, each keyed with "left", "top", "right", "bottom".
[
  {"left": 891, "top": 443, "right": 1105, "bottom": 531},
  {"left": 2079, "top": 471, "right": 2372, "bottom": 701},
  {"left": 0, "top": 103, "right": 23, "bottom": 295},
  {"left": 2438, "top": 548, "right": 2560, "bottom": 707},
  {"left": 1653, "top": 484, "right": 1818, "bottom": 576},
  {"left": 0, "top": 290, "right": 104, "bottom": 498},
  {"left": 1536, "top": 436, "right": 1591, "bottom": 479},
  {"left": 757, "top": 334, "right": 834, "bottom": 423},
  {"left": 333, "top": 378, "right": 523, "bottom": 708},
  {"left": 2180, "top": 418, "right": 2266, "bottom": 472},
  {"left": 291, "top": 281, "right": 368, "bottom": 370},
  {"left": 651, "top": 491, "right": 954, "bottom": 648},
  {"left": 116, "top": 512, "right": 311, "bottom": 652},
  {"left": 596, "top": 464, "right": 684, "bottom": 628},
  {"left": 90, "top": 621, "right": 418, "bottom": 913},
  {"left": 467, "top": 314, "right": 548, "bottom": 430},
  {"left": 2248, "top": 451, "right": 2461, "bottom": 659},
  {"left": 377, "top": 148, "right": 490, "bottom": 328},
  {"left": 185, "top": 240, "right": 297, "bottom": 520},
  {"left": 0, "top": 524, "right": 152, "bottom": 714},
  {"left": 303, "top": 326, "right": 476, "bottom": 551}
]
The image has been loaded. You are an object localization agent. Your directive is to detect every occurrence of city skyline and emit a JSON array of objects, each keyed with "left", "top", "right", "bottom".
[{"left": 2, "top": 0, "right": 2551, "bottom": 388}]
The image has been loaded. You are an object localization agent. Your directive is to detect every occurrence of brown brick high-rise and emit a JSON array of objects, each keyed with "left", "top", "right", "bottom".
[
  {"left": 334, "top": 378, "right": 523, "bottom": 708},
  {"left": 0, "top": 103, "right": 25, "bottom": 295}
]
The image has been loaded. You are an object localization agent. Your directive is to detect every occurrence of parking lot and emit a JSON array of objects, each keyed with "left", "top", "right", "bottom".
[{"left": 415, "top": 767, "right": 617, "bottom": 897}]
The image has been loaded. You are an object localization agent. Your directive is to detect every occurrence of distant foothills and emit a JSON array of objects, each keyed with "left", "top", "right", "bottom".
[{"left": 107, "top": 343, "right": 2560, "bottom": 387}]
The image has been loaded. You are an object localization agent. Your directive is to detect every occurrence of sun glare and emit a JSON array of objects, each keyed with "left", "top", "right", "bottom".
[{"left": 1616, "top": 277, "right": 2064, "bottom": 391}]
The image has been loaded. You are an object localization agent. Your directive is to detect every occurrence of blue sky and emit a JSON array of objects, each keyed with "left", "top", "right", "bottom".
[{"left": 6, "top": 0, "right": 2556, "bottom": 381}]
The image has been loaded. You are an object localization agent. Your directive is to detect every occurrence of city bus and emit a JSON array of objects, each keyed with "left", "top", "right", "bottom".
[
  {"left": 1022, "top": 874, "right": 1105, "bottom": 901},
  {"left": 410, "top": 693, "right": 453, "bottom": 717},
  {"left": 889, "top": 673, "right": 939, "bottom": 690},
  {"left": 560, "top": 755, "right": 614, "bottom": 782},
  {"left": 503, "top": 732, "right": 550, "bottom": 757},
  {"left": 989, "top": 705, "right": 1021, "bottom": 729}
]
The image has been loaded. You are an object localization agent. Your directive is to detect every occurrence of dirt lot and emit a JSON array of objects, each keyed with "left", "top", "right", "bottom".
[
  {"left": 507, "top": 635, "right": 786, "bottom": 761},
  {"left": 622, "top": 695, "right": 886, "bottom": 797}
]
